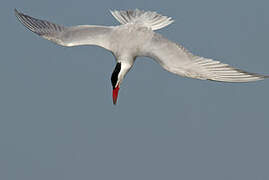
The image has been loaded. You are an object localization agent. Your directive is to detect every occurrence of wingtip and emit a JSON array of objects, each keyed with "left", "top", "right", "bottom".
[
  {"left": 14, "top": 8, "right": 22, "bottom": 19},
  {"left": 14, "top": 9, "right": 22, "bottom": 22},
  {"left": 14, "top": 8, "right": 19, "bottom": 15},
  {"left": 109, "top": 9, "right": 115, "bottom": 13}
]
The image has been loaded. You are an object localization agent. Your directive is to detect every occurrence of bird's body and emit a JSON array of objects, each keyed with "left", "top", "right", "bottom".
[{"left": 15, "top": 9, "right": 268, "bottom": 104}]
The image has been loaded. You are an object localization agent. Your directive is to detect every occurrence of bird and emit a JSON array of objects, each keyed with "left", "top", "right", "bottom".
[{"left": 14, "top": 9, "right": 268, "bottom": 105}]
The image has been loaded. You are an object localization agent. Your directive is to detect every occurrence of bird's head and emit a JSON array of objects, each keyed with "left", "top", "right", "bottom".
[{"left": 111, "top": 61, "right": 133, "bottom": 105}]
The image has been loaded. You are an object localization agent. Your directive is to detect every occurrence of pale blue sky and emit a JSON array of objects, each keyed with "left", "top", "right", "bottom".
[{"left": 1, "top": 0, "right": 269, "bottom": 179}]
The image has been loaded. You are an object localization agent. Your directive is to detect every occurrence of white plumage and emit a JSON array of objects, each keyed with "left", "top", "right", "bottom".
[
  {"left": 110, "top": 9, "right": 174, "bottom": 30},
  {"left": 15, "top": 8, "right": 268, "bottom": 89}
]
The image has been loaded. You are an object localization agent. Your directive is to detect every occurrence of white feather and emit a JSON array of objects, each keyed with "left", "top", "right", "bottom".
[
  {"left": 142, "top": 33, "right": 268, "bottom": 82},
  {"left": 110, "top": 9, "right": 174, "bottom": 30}
]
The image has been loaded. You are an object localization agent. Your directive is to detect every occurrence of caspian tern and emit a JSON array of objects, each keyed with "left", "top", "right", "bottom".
[{"left": 15, "top": 9, "right": 268, "bottom": 104}]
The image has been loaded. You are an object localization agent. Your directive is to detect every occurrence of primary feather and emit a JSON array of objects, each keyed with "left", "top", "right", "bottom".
[
  {"left": 143, "top": 33, "right": 268, "bottom": 82},
  {"left": 14, "top": 9, "right": 112, "bottom": 49}
]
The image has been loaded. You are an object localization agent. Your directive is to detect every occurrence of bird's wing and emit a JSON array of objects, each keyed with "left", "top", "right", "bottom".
[
  {"left": 142, "top": 33, "right": 268, "bottom": 82},
  {"left": 15, "top": 9, "right": 113, "bottom": 50}
]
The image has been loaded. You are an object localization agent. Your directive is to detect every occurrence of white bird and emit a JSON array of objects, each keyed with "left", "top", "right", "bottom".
[{"left": 15, "top": 9, "right": 268, "bottom": 104}]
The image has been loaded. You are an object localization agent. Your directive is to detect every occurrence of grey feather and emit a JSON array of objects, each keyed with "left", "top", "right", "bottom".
[
  {"left": 15, "top": 9, "right": 112, "bottom": 49},
  {"left": 142, "top": 33, "right": 268, "bottom": 82}
]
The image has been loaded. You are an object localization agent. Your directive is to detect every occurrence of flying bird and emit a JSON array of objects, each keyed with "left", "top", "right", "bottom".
[{"left": 14, "top": 9, "right": 268, "bottom": 104}]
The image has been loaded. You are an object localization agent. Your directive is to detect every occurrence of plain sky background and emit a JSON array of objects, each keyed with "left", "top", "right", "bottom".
[{"left": 1, "top": 0, "right": 269, "bottom": 179}]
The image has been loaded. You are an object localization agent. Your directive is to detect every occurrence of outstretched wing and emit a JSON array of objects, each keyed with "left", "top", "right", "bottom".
[
  {"left": 142, "top": 33, "right": 268, "bottom": 82},
  {"left": 15, "top": 9, "right": 113, "bottom": 50}
]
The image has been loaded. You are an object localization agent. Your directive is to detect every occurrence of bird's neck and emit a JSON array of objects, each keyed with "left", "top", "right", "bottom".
[{"left": 116, "top": 59, "right": 134, "bottom": 85}]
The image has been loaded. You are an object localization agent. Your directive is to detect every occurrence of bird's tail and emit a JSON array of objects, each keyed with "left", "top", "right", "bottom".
[{"left": 110, "top": 9, "right": 174, "bottom": 30}]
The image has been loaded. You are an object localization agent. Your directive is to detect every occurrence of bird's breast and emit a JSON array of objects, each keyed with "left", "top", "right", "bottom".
[{"left": 109, "top": 25, "right": 154, "bottom": 57}]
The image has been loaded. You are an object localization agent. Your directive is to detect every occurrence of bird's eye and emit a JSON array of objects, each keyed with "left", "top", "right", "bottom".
[{"left": 111, "top": 62, "right": 121, "bottom": 89}]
